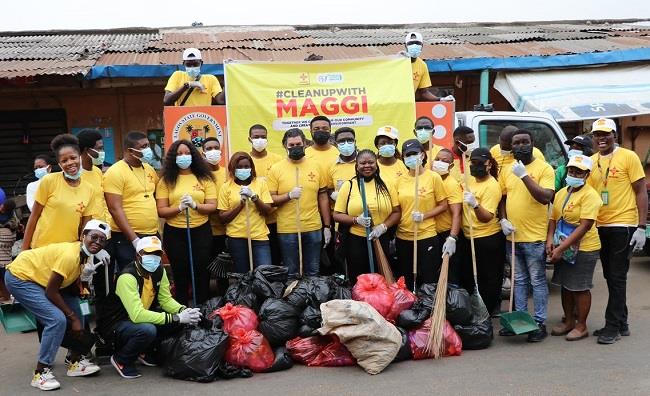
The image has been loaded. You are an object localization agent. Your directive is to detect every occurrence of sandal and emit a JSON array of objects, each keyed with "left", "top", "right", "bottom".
[
  {"left": 551, "top": 322, "right": 574, "bottom": 336},
  {"left": 565, "top": 328, "right": 589, "bottom": 341}
]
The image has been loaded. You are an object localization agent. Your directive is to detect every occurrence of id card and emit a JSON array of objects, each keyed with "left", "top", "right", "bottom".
[
  {"left": 601, "top": 190, "right": 609, "bottom": 205},
  {"left": 79, "top": 300, "right": 91, "bottom": 316}
]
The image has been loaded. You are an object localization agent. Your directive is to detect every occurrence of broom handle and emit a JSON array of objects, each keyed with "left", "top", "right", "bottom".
[
  {"left": 359, "top": 178, "right": 375, "bottom": 273},
  {"left": 509, "top": 231, "right": 515, "bottom": 313},
  {"left": 462, "top": 155, "right": 479, "bottom": 284},
  {"left": 245, "top": 198, "right": 254, "bottom": 273},
  {"left": 295, "top": 168, "right": 303, "bottom": 276},
  {"left": 412, "top": 161, "right": 420, "bottom": 291}
]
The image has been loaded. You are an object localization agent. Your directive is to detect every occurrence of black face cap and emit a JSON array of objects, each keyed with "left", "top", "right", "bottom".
[
  {"left": 470, "top": 147, "right": 492, "bottom": 162},
  {"left": 402, "top": 139, "right": 424, "bottom": 156},
  {"left": 564, "top": 135, "right": 593, "bottom": 150}
]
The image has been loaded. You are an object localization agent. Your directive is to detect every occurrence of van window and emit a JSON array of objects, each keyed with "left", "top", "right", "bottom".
[{"left": 477, "top": 120, "right": 566, "bottom": 168}]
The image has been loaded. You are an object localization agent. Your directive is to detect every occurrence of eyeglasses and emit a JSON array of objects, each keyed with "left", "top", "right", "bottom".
[{"left": 88, "top": 233, "right": 107, "bottom": 244}]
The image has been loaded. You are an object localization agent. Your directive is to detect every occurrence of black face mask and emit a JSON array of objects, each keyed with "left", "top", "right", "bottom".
[
  {"left": 312, "top": 131, "right": 330, "bottom": 145},
  {"left": 470, "top": 164, "right": 488, "bottom": 178},
  {"left": 288, "top": 145, "right": 305, "bottom": 160},
  {"left": 513, "top": 144, "right": 533, "bottom": 162}
]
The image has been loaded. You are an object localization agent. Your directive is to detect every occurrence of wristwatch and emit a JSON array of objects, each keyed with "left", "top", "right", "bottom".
[{"left": 251, "top": 193, "right": 259, "bottom": 202}]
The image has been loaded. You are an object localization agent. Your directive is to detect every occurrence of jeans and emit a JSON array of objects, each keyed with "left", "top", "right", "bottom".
[
  {"left": 598, "top": 226, "right": 634, "bottom": 332},
  {"left": 5, "top": 271, "right": 82, "bottom": 366},
  {"left": 506, "top": 241, "right": 548, "bottom": 324},
  {"left": 277, "top": 230, "right": 322, "bottom": 277},
  {"left": 113, "top": 321, "right": 156, "bottom": 365},
  {"left": 227, "top": 237, "right": 272, "bottom": 273}
]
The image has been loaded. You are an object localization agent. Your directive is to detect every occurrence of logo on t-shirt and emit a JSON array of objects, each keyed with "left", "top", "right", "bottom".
[
  {"left": 193, "top": 183, "right": 205, "bottom": 192},
  {"left": 609, "top": 167, "right": 619, "bottom": 178},
  {"left": 76, "top": 201, "right": 86, "bottom": 215},
  {"left": 308, "top": 171, "right": 317, "bottom": 182}
]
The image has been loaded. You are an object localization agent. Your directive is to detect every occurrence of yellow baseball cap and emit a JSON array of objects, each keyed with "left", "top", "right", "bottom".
[{"left": 591, "top": 118, "right": 616, "bottom": 133}]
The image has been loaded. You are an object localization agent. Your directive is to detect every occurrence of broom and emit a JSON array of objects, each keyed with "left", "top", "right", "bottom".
[
  {"left": 412, "top": 160, "right": 420, "bottom": 291},
  {"left": 284, "top": 168, "right": 302, "bottom": 296},
  {"left": 373, "top": 239, "right": 395, "bottom": 284},
  {"left": 425, "top": 253, "right": 450, "bottom": 359}
]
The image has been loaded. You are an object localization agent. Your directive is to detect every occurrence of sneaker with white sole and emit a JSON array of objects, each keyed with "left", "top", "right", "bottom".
[
  {"left": 111, "top": 355, "right": 141, "bottom": 379},
  {"left": 31, "top": 368, "right": 61, "bottom": 391},
  {"left": 66, "top": 357, "right": 101, "bottom": 377}
]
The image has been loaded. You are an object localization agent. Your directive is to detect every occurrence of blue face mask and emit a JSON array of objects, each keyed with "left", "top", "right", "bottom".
[
  {"left": 568, "top": 149, "right": 583, "bottom": 158},
  {"left": 337, "top": 141, "right": 356, "bottom": 157},
  {"left": 61, "top": 165, "right": 82, "bottom": 180},
  {"left": 34, "top": 167, "right": 48, "bottom": 180},
  {"left": 176, "top": 154, "right": 192, "bottom": 169},
  {"left": 186, "top": 66, "right": 200, "bottom": 79},
  {"left": 406, "top": 44, "right": 422, "bottom": 58},
  {"left": 235, "top": 168, "right": 252, "bottom": 181},
  {"left": 565, "top": 175, "right": 585, "bottom": 188},
  {"left": 404, "top": 154, "right": 422, "bottom": 170},
  {"left": 90, "top": 150, "right": 105, "bottom": 166},
  {"left": 140, "top": 254, "right": 161, "bottom": 272},
  {"left": 378, "top": 144, "right": 396, "bottom": 158},
  {"left": 415, "top": 128, "right": 433, "bottom": 144},
  {"left": 134, "top": 147, "right": 154, "bottom": 164}
]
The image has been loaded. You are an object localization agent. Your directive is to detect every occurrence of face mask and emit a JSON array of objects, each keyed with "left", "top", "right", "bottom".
[
  {"left": 406, "top": 44, "right": 422, "bottom": 58},
  {"left": 34, "top": 167, "right": 48, "bottom": 180},
  {"left": 470, "top": 164, "right": 488, "bottom": 178},
  {"left": 457, "top": 140, "right": 469, "bottom": 153},
  {"left": 568, "top": 149, "right": 583, "bottom": 158},
  {"left": 432, "top": 160, "right": 450, "bottom": 175},
  {"left": 500, "top": 149, "right": 511, "bottom": 157},
  {"left": 205, "top": 149, "right": 221, "bottom": 165},
  {"left": 513, "top": 144, "right": 533, "bottom": 162},
  {"left": 176, "top": 154, "right": 192, "bottom": 169},
  {"left": 140, "top": 254, "right": 161, "bottom": 272},
  {"left": 415, "top": 128, "right": 433, "bottom": 144},
  {"left": 378, "top": 144, "right": 396, "bottom": 158},
  {"left": 251, "top": 138, "right": 268, "bottom": 152},
  {"left": 312, "top": 131, "right": 330, "bottom": 145},
  {"left": 288, "top": 145, "right": 305, "bottom": 160},
  {"left": 565, "top": 175, "right": 585, "bottom": 188},
  {"left": 90, "top": 150, "right": 105, "bottom": 166},
  {"left": 133, "top": 147, "right": 154, "bottom": 164},
  {"left": 81, "top": 241, "right": 93, "bottom": 258},
  {"left": 61, "top": 166, "right": 82, "bottom": 180},
  {"left": 185, "top": 66, "right": 200, "bottom": 79},
  {"left": 234, "top": 168, "right": 252, "bottom": 181},
  {"left": 404, "top": 154, "right": 422, "bottom": 170},
  {"left": 337, "top": 142, "right": 355, "bottom": 157}
]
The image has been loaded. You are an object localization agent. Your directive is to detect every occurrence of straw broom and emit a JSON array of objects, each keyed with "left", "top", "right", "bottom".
[
  {"left": 425, "top": 253, "right": 450, "bottom": 359},
  {"left": 373, "top": 239, "right": 395, "bottom": 284}
]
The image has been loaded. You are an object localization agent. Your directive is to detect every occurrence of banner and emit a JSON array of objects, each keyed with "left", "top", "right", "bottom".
[
  {"left": 225, "top": 56, "right": 416, "bottom": 155},
  {"left": 415, "top": 101, "right": 455, "bottom": 149},
  {"left": 163, "top": 105, "right": 229, "bottom": 166}
]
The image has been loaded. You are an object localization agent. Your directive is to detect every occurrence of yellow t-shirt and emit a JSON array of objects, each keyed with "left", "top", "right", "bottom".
[
  {"left": 209, "top": 167, "right": 227, "bottom": 236},
  {"left": 306, "top": 145, "right": 339, "bottom": 180},
  {"left": 396, "top": 169, "right": 448, "bottom": 240},
  {"left": 500, "top": 158, "right": 555, "bottom": 242},
  {"left": 552, "top": 186, "right": 602, "bottom": 251},
  {"left": 32, "top": 173, "right": 98, "bottom": 248},
  {"left": 252, "top": 152, "right": 283, "bottom": 225},
  {"left": 490, "top": 145, "right": 546, "bottom": 176},
  {"left": 412, "top": 58, "right": 432, "bottom": 91},
  {"left": 334, "top": 178, "right": 399, "bottom": 237},
  {"left": 462, "top": 176, "right": 502, "bottom": 238},
  {"left": 8, "top": 242, "right": 82, "bottom": 288},
  {"left": 328, "top": 161, "right": 356, "bottom": 191},
  {"left": 141, "top": 276, "right": 155, "bottom": 310},
  {"left": 164, "top": 71, "right": 222, "bottom": 106},
  {"left": 156, "top": 173, "right": 218, "bottom": 228},
  {"left": 378, "top": 160, "right": 408, "bottom": 190},
  {"left": 267, "top": 159, "right": 327, "bottom": 233},
  {"left": 217, "top": 178, "right": 273, "bottom": 240},
  {"left": 588, "top": 147, "right": 645, "bottom": 226},
  {"left": 436, "top": 175, "right": 463, "bottom": 233},
  {"left": 429, "top": 144, "right": 444, "bottom": 165},
  {"left": 81, "top": 166, "right": 109, "bottom": 223},
  {"left": 103, "top": 160, "right": 160, "bottom": 234},
  {"left": 449, "top": 152, "right": 469, "bottom": 183}
]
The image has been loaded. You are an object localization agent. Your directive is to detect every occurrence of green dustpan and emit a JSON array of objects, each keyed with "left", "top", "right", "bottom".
[
  {"left": 0, "top": 301, "right": 38, "bottom": 334},
  {"left": 500, "top": 311, "right": 539, "bottom": 335}
]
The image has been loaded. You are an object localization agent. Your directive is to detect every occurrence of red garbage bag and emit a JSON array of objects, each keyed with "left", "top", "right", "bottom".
[
  {"left": 308, "top": 335, "right": 356, "bottom": 367},
  {"left": 225, "top": 328, "right": 274, "bottom": 372},
  {"left": 408, "top": 318, "right": 462, "bottom": 360},
  {"left": 352, "top": 273, "right": 394, "bottom": 318},
  {"left": 386, "top": 276, "right": 417, "bottom": 322},
  {"left": 286, "top": 336, "right": 330, "bottom": 365},
  {"left": 216, "top": 303, "right": 259, "bottom": 334}
]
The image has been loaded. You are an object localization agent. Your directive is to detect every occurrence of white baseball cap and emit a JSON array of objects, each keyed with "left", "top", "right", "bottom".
[
  {"left": 83, "top": 219, "right": 111, "bottom": 239},
  {"left": 376, "top": 125, "right": 399, "bottom": 140},
  {"left": 182, "top": 47, "right": 202, "bottom": 61},
  {"left": 405, "top": 32, "right": 423, "bottom": 44},
  {"left": 136, "top": 236, "right": 163, "bottom": 254},
  {"left": 567, "top": 154, "right": 593, "bottom": 171},
  {"left": 591, "top": 118, "right": 616, "bottom": 133}
]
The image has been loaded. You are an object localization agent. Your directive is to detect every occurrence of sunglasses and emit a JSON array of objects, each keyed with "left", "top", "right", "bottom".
[{"left": 88, "top": 233, "right": 107, "bottom": 244}]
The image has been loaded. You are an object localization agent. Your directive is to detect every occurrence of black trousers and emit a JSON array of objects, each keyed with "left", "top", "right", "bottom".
[
  {"left": 163, "top": 221, "right": 213, "bottom": 306},
  {"left": 598, "top": 226, "right": 634, "bottom": 332},
  {"left": 211, "top": 234, "right": 228, "bottom": 296},
  {"left": 395, "top": 236, "right": 441, "bottom": 291},
  {"left": 345, "top": 233, "right": 391, "bottom": 285},
  {"left": 267, "top": 222, "right": 282, "bottom": 267}
]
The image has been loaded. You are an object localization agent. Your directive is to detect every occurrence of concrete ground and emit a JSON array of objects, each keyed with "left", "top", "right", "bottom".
[{"left": 2, "top": 257, "right": 650, "bottom": 396}]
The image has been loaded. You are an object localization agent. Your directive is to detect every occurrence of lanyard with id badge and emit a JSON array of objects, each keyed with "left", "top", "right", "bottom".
[
  {"left": 597, "top": 151, "right": 615, "bottom": 205},
  {"left": 553, "top": 191, "right": 579, "bottom": 265}
]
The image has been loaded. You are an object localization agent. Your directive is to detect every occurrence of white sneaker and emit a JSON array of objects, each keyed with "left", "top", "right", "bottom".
[
  {"left": 66, "top": 357, "right": 101, "bottom": 377},
  {"left": 31, "top": 368, "right": 61, "bottom": 391}
]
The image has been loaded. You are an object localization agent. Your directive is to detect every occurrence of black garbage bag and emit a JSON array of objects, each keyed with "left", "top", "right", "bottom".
[
  {"left": 200, "top": 296, "right": 224, "bottom": 317},
  {"left": 392, "top": 327, "right": 412, "bottom": 363},
  {"left": 162, "top": 326, "right": 229, "bottom": 382},
  {"left": 284, "top": 277, "right": 331, "bottom": 309},
  {"left": 416, "top": 283, "right": 437, "bottom": 310},
  {"left": 300, "top": 306, "right": 322, "bottom": 329},
  {"left": 446, "top": 286, "right": 473, "bottom": 326},
  {"left": 258, "top": 298, "right": 300, "bottom": 347},
  {"left": 263, "top": 346, "right": 294, "bottom": 373},
  {"left": 216, "top": 362, "right": 253, "bottom": 379},
  {"left": 454, "top": 318, "right": 493, "bottom": 350},
  {"left": 252, "top": 265, "right": 288, "bottom": 299},
  {"left": 200, "top": 296, "right": 225, "bottom": 329},
  {"left": 327, "top": 275, "right": 352, "bottom": 300},
  {"left": 297, "top": 324, "right": 318, "bottom": 338},
  {"left": 397, "top": 300, "right": 431, "bottom": 330},
  {"left": 225, "top": 273, "right": 260, "bottom": 312}
]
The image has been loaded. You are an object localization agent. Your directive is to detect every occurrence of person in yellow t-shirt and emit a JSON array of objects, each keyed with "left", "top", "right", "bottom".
[
  {"left": 333, "top": 150, "right": 401, "bottom": 283},
  {"left": 489, "top": 125, "right": 545, "bottom": 178},
  {"left": 586, "top": 117, "right": 647, "bottom": 344},
  {"left": 498, "top": 129, "right": 555, "bottom": 341},
  {"left": 412, "top": 116, "right": 445, "bottom": 167},
  {"left": 431, "top": 149, "right": 462, "bottom": 257},
  {"left": 77, "top": 129, "right": 109, "bottom": 223},
  {"left": 267, "top": 128, "right": 331, "bottom": 278},
  {"left": 328, "top": 127, "right": 358, "bottom": 201},
  {"left": 405, "top": 32, "right": 452, "bottom": 102},
  {"left": 248, "top": 124, "right": 283, "bottom": 267},
  {"left": 457, "top": 148, "right": 505, "bottom": 315},
  {"left": 395, "top": 139, "right": 448, "bottom": 290},
  {"left": 22, "top": 134, "right": 98, "bottom": 251},
  {"left": 546, "top": 154, "right": 602, "bottom": 342},
  {"left": 163, "top": 48, "right": 223, "bottom": 107},
  {"left": 218, "top": 152, "right": 274, "bottom": 273},
  {"left": 6, "top": 220, "right": 109, "bottom": 390},
  {"left": 156, "top": 139, "right": 217, "bottom": 306},
  {"left": 374, "top": 125, "right": 408, "bottom": 189},
  {"left": 449, "top": 126, "right": 476, "bottom": 183},
  {"left": 305, "top": 116, "right": 339, "bottom": 180}
]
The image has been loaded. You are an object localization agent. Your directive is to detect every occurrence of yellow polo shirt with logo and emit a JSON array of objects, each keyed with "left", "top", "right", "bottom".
[
  {"left": 156, "top": 173, "right": 217, "bottom": 228},
  {"left": 164, "top": 71, "right": 222, "bottom": 106},
  {"left": 8, "top": 242, "right": 82, "bottom": 288},
  {"left": 396, "top": 169, "right": 447, "bottom": 240},
  {"left": 551, "top": 186, "right": 602, "bottom": 251},
  {"left": 306, "top": 145, "right": 339, "bottom": 181},
  {"left": 209, "top": 167, "right": 227, "bottom": 236},
  {"left": 251, "top": 151, "right": 283, "bottom": 225},
  {"left": 436, "top": 175, "right": 463, "bottom": 234},
  {"left": 412, "top": 58, "right": 432, "bottom": 91},
  {"left": 378, "top": 160, "right": 408, "bottom": 190},
  {"left": 462, "top": 176, "right": 502, "bottom": 238},
  {"left": 490, "top": 145, "right": 546, "bottom": 176},
  {"left": 81, "top": 165, "right": 109, "bottom": 223},
  {"left": 334, "top": 178, "right": 399, "bottom": 237},
  {"left": 328, "top": 160, "right": 356, "bottom": 192},
  {"left": 218, "top": 178, "right": 273, "bottom": 240}
]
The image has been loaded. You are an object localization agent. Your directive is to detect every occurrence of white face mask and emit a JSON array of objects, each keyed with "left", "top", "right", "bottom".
[
  {"left": 205, "top": 149, "right": 221, "bottom": 165},
  {"left": 251, "top": 138, "right": 268, "bottom": 152},
  {"left": 432, "top": 160, "right": 450, "bottom": 175}
]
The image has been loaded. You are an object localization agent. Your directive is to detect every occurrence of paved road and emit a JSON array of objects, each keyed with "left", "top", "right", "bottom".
[{"left": 2, "top": 257, "right": 650, "bottom": 396}]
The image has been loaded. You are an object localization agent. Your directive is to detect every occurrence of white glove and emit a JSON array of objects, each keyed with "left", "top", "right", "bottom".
[
  {"left": 500, "top": 218, "right": 515, "bottom": 236},
  {"left": 95, "top": 249, "right": 111, "bottom": 266},
  {"left": 240, "top": 186, "right": 254, "bottom": 199},
  {"left": 411, "top": 211, "right": 424, "bottom": 223},
  {"left": 178, "top": 308, "right": 202, "bottom": 325},
  {"left": 512, "top": 160, "right": 528, "bottom": 179},
  {"left": 330, "top": 191, "right": 339, "bottom": 201},
  {"left": 323, "top": 227, "right": 332, "bottom": 247},
  {"left": 368, "top": 223, "right": 388, "bottom": 240},
  {"left": 187, "top": 81, "right": 206, "bottom": 92},
  {"left": 181, "top": 194, "right": 197, "bottom": 209},
  {"left": 463, "top": 191, "right": 479, "bottom": 209},
  {"left": 80, "top": 260, "right": 103, "bottom": 282},
  {"left": 355, "top": 215, "right": 372, "bottom": 228},
  {"left": 131, "top": 237, "right": 141, "bottom": 251},
  {"left": 442, "top": 236, "right": 456, "bottom": 257},
  {"left": 630, "top": 228, "right": 646, "bottom": 252},
  {"left": 288, "top": 187, "right": 302, "bottom": 200},
  {"left": 440, "top": 95, "right": 455, "bottom": 102}
]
